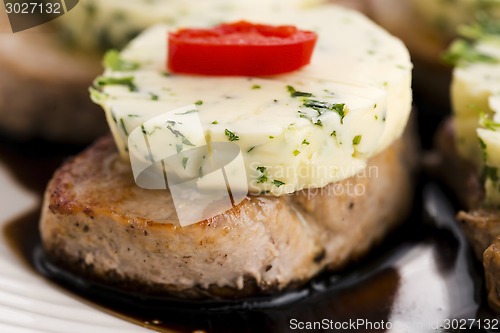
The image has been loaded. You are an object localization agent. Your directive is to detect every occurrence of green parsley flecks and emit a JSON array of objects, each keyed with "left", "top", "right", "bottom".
[
  {"left": 257, "top": 166, "right": 268, "bottom": 183},
  {"left": 95, "top": 76, "right": 137, "bottom": 92},
  {"left": 287, "top": 85, "right": 313, "bottom": 98},
  {"left": 298, "top": 110, "right": 323, "bottom": 127},
  {"left": 480, "top": 113, "right": 500, "bottom": 131},
  {"left": 104, "top": 50, "right": 140, "bottom": 71},
  {"left": 304, "top": 100, "right": 346, "bottom": 123},
  {"left": 163, "top": 121, "right": 195, "bottom": 152},
  {"left": 272, "top": 180, "right": 285, "bottom": 187},
  {"left": 225, "top": 129, "right": 239, "bottom": 141},
  {"left": 120, "top": 118, "right": 129, "bottom": 136},
  {"left": 299, "top": 99, "right": 346, "bottom": 126},
  {"left": 89, "top": 87, "right": 108, "bottom": 101},
  {"left": 443, "top": 40, "right": 498, "bottom": 66}
]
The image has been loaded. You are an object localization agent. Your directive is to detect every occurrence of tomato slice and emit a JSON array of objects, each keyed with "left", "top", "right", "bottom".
[{"left": 168, "top": 21, "right": 318, "bottom": 76}]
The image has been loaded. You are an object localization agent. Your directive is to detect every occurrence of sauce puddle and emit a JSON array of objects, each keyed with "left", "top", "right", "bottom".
[
  {"left": 12, "top": 209, "right": 403, "bottom": 333},
  {"left": 0, "top": 136, "right": 496, "bottom": 333}
]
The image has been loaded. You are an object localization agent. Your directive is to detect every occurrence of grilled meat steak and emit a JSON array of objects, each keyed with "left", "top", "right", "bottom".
[{"left": 40, "top": 131, "right": 416, "bottom": 299}]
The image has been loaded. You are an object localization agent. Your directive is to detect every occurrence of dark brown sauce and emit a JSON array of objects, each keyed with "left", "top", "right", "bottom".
[
  {"left": 0, "top": 135, "right": 82, "bottom": 270},
  {"left": 4, "top": 208, "right": 40, "bottom": 272},
  {"left": 0, "top": 136, "right": 80, "bottom": 194},
  {"left": 0, "top": 135, "right": 497, "bottom": 333}
]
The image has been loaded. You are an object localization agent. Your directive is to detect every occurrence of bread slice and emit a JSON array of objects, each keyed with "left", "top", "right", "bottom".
[{"left": 40, "top": 128, "right": 417, "bottom": 299}]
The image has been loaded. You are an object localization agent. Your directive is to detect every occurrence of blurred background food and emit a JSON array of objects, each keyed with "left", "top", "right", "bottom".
[
  {"left": 376, "top": 0, "right": 500, "bottom": 313},
  {"left": 0, "top": 7, "right": 105, "bottom": 143},
  {"left": 6, "top": 0, "right": 495, "bottom": 144},
  {"left": 0, "top": 0, "right": 367, "bottom": 144},
  {"left": 370, "top": 0, "right": 500, "bottom": 148},
  {"left": 431, "top": 7, "right": 500, "bottom": 312}
]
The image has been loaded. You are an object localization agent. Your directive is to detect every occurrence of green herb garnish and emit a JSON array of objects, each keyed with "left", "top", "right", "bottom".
[
  {"left": 287, "top": 85, "right": 313, "bottom": 98},
  {"left": 480, "top": 113, "right": 500, "bottom": 131},
  {"left": 225, "top": 129, "right": 239, "bottom": 141},
  {"left": 120, "top": 118, "right": 129, "bottom": 135},
  {"left": 257, "top": 166, "right": 268, "bottom": 183},
  {"left": 442, "top": 39, "right": 497, "bottom": 66},
  {"left": 95, "top": 76, "right": 137, "bottom": 92},
  {"left": 302, "top": 99, "right": 346, "bottom": 123},
  {"left": 89, "top": 87, "right": 108, "bottom": 101},
  {"left": 272, "top": 180, "right": 285, "bottom": 187},
  {"left": 103, "top": 50, "right": 140, "bottom": 71},
  {"left": 353, "top": 135, "right": 362, "bottom": 145}
]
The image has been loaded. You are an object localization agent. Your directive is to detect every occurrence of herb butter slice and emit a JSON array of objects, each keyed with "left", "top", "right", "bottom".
[{"left": 91, "top": 5, "right": 412, "bottom": 195}]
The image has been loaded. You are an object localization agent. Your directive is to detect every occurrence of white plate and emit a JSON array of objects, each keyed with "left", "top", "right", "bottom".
[{"left": 0, "top": 159, "right": 156, "bottom": 333}]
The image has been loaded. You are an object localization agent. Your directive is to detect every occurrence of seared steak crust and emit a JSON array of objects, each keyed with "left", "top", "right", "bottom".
[
  {"left": 484, "top": 238, "right": 500, "bottom": 312},
  {"left": 40, "top": 133, "right": 416, "bottom": 299}
]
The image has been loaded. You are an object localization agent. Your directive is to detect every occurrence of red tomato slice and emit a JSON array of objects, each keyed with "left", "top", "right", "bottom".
[{"left": 168, "top": 21, "right": 318, "bottom": 76}]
